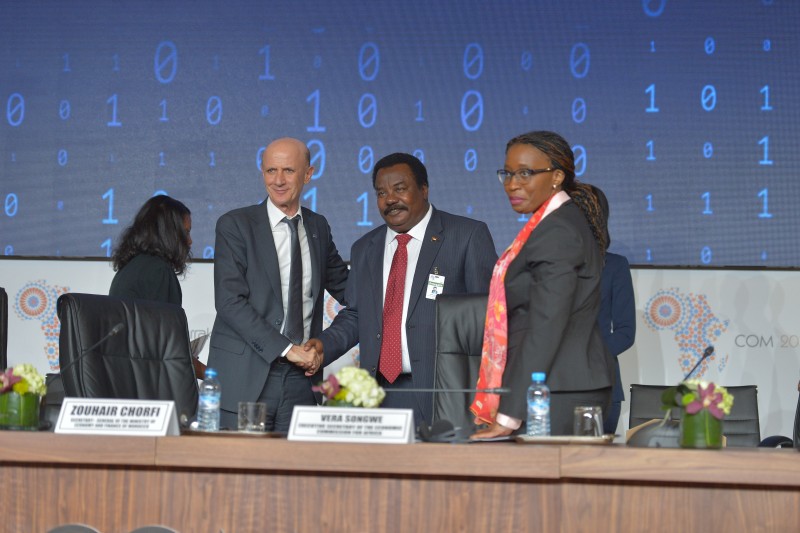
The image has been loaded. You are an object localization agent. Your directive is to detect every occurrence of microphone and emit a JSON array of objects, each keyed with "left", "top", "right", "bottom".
[
  {"left": 683, "top": 345, "right": 714, "bottom": 380},
  {"left": 60, "top": 322, "right": 126, "bottom": 373},
  {"left": 628, "top": 345, "right": 715, "bottom": 449},
  {"left": 384, "top": 387, "right": 511, "bottom": 394}
]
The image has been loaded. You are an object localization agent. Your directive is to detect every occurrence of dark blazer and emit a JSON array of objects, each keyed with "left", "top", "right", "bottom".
[
  {"left": 319, "top": 207, "right": 497, "bottom": 423},
  {"left": 109, "top": 254, "right": 182, "bottom": 306},
  {"left": 499, "top": 201, "right": 614, "bottom": 421},
  {"left": 597, "top": 252, "right": 636, "bottom": 402},
  {"left": 208, "top": 202, "right": 348, "bottom": 414}
]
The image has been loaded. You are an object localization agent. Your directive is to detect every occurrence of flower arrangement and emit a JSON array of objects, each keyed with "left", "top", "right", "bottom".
[
  {"left": 0, "top": 364, "right": 47, "bottom": 397},
  {"left": 0, "top": 364, "right": 47, "bottom": 429},
  {"left": 662, "top": 380, "right": 734, "bottom": 449},
  {"left": 661, "top": 380, "right": 734, "bottom": 419},
  {"left": 313, "top": 367, "right": 385, "bottom": 408}
]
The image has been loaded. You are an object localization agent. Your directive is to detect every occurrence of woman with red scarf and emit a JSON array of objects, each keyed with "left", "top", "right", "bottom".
[{"left": 471, "top": 131, "right": 614, "bottom": 437}]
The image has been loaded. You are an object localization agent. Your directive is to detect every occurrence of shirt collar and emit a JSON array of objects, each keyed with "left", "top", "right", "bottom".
[{"left": 266, "top": 197, "right": 302, "bottom": 230}]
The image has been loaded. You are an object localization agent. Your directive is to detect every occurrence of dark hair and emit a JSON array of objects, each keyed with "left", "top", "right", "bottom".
[
  {"left": 111, "top": 195, "right": 192, "bottom": 275},
  {"left": 590, "top": 185, "right": 611, "bottom": 250},
  {"left": 371, "top": 152, "right": 428, "bottom": 189},
  {"left": 507, "top": 130, "right": 607, "bottom": 255}
]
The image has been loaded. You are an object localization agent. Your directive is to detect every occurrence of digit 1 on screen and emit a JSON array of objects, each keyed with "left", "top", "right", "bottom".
[
  {"left": 758, "top": 136, "right": 773, "bottom": 165},
  {"left": 701, "top": 192, "right": 712, "bottom": 214},
  {"left": 645, "top": 84, "right": 659, "bottom": 113},
  {"left": 306, "top": 89, "right": 326, "bottom": 132},
  {"left": 102, "top": 188, "right": 119, "bottom": 224},
  {"left": 356, "top": 192, "right": 373, "bottom": 227},
  {"left": 646, "top": 140, "right": 656, "bottom": 161},
  {"left": 760, "top": 85, "right": 772, "bottom": 111},
  {"left": 106, "top": 94, "right": 122, "bottom": 127},
  {"left": 302, "top": 187, "right": 317, "bottom": 212},
  {"left": 258, "top": 45, "right": 276, "bottom": 80},
  {"left": 757, "top": 188, "right": 773, "bottom": 218}
]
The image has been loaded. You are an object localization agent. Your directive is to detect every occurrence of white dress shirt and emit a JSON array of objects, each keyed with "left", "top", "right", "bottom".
[
  {"left": 382, "top": 204, "right": 433, "bottom": 374},
  {"left": 266, "top": 199, "right": 312, "bottom": 354}
]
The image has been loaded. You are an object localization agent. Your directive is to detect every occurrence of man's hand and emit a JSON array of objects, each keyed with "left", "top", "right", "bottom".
[
  {"left": 302, "top": 338, "right": 324, "bottom": 377},
  {"left": 286, "top": 345, "right": 319, "bottom": 376},
  {"left": 286, "top": 343, "right": 323, "bottom": 376}
]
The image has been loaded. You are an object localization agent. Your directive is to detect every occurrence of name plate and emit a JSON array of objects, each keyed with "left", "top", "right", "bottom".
[
  {"left": 55, "top": 397, "right": 180, "bottom": 436},
  {"left": 288, "top": 406, "right": 414, "bottom": 444}
]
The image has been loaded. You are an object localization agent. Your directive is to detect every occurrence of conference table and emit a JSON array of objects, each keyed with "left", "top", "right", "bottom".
[{"left": 1, "top": 432, "right": 799, "bottom": 532}]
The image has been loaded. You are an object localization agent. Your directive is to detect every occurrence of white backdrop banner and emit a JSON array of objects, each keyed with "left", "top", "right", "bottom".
[{"left": 1, "top": 259, "right": 798, "bottom": 439}]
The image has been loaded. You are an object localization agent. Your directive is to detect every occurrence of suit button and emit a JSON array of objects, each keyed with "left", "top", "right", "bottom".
[
  {"left": 275, "top": 319, "right": 282, "bottom": 325},
  {"left": 376, "top": 333, "right": 381, "bottom": 339}
]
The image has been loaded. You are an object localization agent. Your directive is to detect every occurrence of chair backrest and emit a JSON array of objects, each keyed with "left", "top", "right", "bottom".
[
  {"left": 794, "top": 381, "right": 800, "bottom": 449},
  {"left": 629, "top": 383, "right": 761, "bottom": 447},
  {"left": 0, "top": 287, "right": 8, "bottom": 370},
  {"left": 432, "top": 293, "right": 487, "bottom": 432},
  {"left": 57, "top": 292, "right": 198, "bottom": 422}
]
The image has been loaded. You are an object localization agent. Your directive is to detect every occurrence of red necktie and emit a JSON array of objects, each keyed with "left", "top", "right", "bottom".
[{"left": 380, "top": 233, "right": 412, "bottom": 383}]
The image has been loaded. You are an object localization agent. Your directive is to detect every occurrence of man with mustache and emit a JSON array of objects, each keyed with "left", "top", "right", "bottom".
[{"left": 306, "top": 152, "right": 497, "bottom": 426}]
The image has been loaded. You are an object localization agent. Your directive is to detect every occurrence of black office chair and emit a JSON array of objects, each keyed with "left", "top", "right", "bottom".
[
  {"left": 0, "top": 287, "right": 8, "bottom": 370},
  {"left": 431, "top": 293, "right": 487, "bottom": 436},
  {"left": 628, "top": 383, "right": 761, "bottom": 447},
  {"left": 794, "top": 382, "right": 800, "bottom": 449},
  {"left": 57, "top": 293, "right": 198, "bottom": 423}
]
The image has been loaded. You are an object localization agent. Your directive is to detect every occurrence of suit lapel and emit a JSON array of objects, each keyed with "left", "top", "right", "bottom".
[
  {"left": 257, "top": 201, "right": 283, "bottom": 309},
  {"left": 301, "top": 207, "right": 322, "bottom": 304},
  {"left": 407, "top": 208, "right": 444, "bottom": 320},
  {"left": 367, "top": 227, "right": 388, "bottom": 329}
]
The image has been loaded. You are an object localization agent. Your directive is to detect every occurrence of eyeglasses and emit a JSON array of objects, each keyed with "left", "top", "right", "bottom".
[{"left": 497, "top": 168, "right": 555, "bottom": 184}]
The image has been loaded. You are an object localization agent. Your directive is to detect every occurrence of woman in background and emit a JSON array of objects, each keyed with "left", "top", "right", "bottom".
[
  {"left": 592, "top": 185, "right": 636, "bottom": 435},
  {"left": 471, "top": 130, "right": 614, "bottom": 437},
  {"left": 109, "top": 195, "right": 192, "bottom": 306}
]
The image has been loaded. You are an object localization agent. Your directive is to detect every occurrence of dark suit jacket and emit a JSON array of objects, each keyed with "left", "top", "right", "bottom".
[
  {"left": 499, "top": 201, "right": 614, "bottom": 421},
  {"left": 109, "top": 254, "right": 182, "bottom": 306},
  {"left": 597, "top": 252, "right": 636, "bottom": 402},
  {"left": 319, "top": 207, "right": 497, "bottom": 423},
  {"left": 208, "top": 201, "right": 348, "bottom": 413}
]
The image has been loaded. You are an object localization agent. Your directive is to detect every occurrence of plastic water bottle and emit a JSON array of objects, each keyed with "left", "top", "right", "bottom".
[
  {"left": 197, "top": 367, "right": 221, "bottom": 432},
  {"left": 527, "top": 372, "right": 550, "bottom": 437}
]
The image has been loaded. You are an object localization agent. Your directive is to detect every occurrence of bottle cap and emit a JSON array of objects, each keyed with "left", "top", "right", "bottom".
[
  {"left": 204, "top": 367, "right": 217, "bottom": 379},
  {"left": 531, "top": 372, "right": 546, "bottom": 382}
]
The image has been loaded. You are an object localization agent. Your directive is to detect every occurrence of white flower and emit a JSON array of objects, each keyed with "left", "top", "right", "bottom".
[{"left": 335, "top": 367, "right": 385, "bottom": 408}]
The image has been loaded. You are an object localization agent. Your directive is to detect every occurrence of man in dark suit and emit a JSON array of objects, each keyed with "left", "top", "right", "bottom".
[
  {"left": 307, "top": 153, "right": 497, "bottom": 426},
  {"left": 208, "top": 137, "right": 348, "bottom": 431}
]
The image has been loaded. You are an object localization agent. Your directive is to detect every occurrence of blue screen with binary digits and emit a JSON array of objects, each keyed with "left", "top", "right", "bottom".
[{"left": 1, "top": 0, "right": 797, "bottom": 266}]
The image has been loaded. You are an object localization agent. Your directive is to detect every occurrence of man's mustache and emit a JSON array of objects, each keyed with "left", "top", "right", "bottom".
[{"left": 383, "top": 204, "right": 408, "bottom": 216}]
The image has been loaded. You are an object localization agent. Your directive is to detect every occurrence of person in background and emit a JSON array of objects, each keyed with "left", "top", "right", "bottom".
[
  {"left": 592, "top": 185, "right": 636, "bottom": 435},
  {"left": 306, "top": 152, "right": 497, "bottom": 427},
  {"left": 109, "top": 194, "right": 205, "bottom": 377},
  {"left": 109, "top": 194, "right": 192, "bottom": 306},
  {"left": 470, "top": 130, "right": 614, "bottom": 438},
  {"left": 207, "top": 137, "right": 348, "bottom": 431}
]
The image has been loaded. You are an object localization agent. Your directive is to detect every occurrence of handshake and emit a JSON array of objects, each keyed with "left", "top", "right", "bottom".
[{"left": 285, "top": 338, "right": 325, "bottom": 376}]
